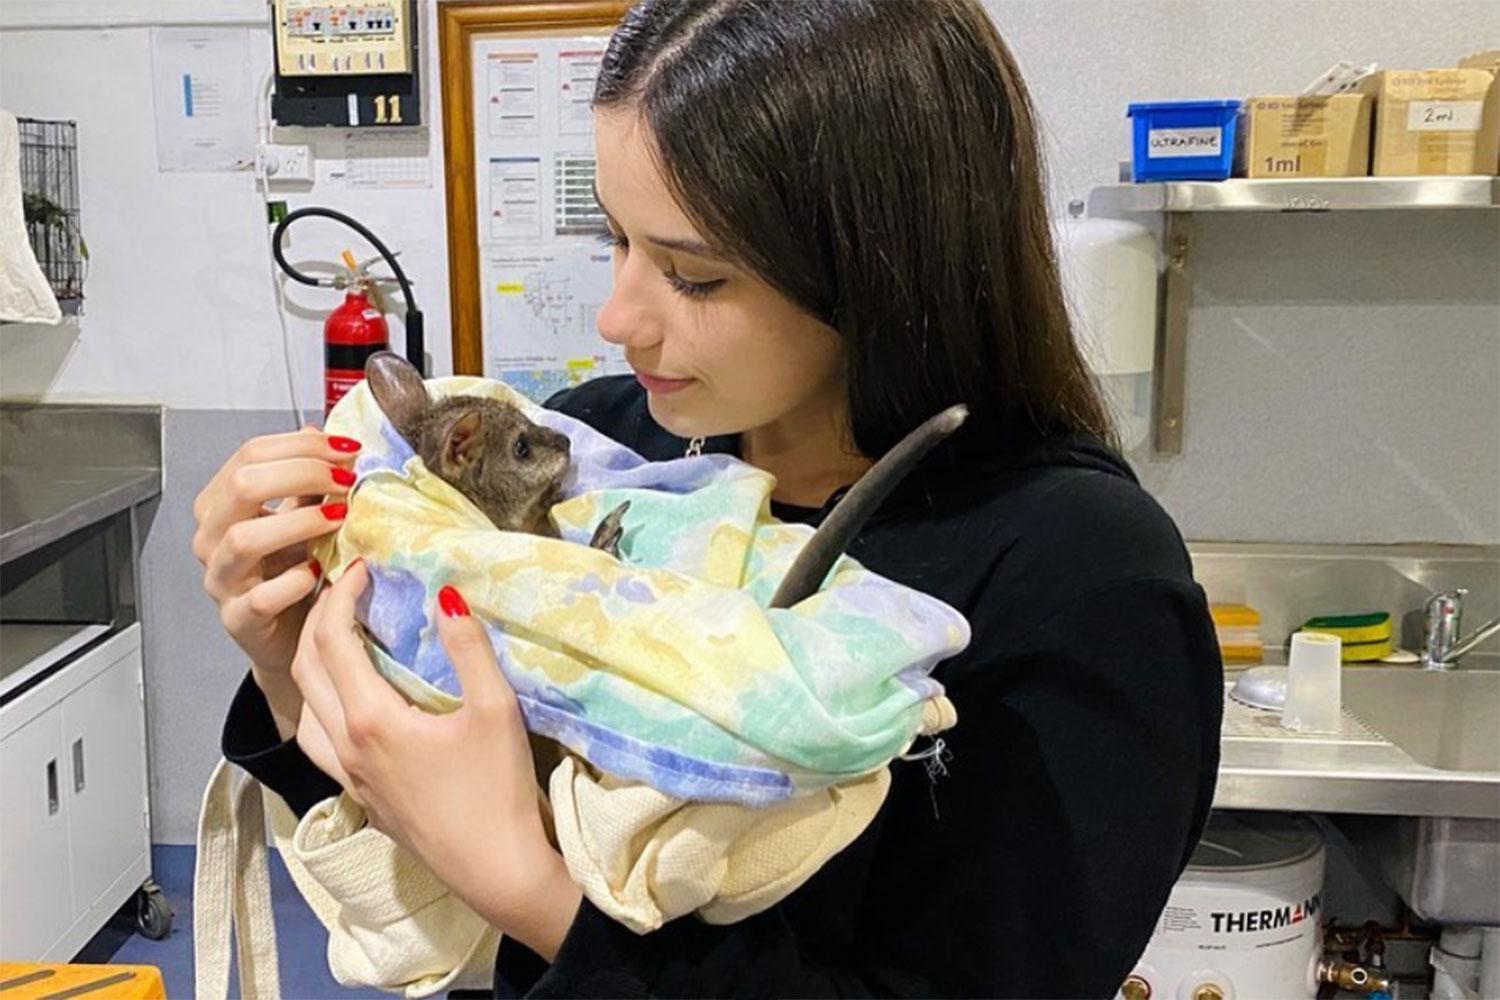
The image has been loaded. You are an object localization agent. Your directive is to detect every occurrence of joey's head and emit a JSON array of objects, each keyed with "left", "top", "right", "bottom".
[{"left": 365, "top": 352, "right": 571, "bottom": 532}]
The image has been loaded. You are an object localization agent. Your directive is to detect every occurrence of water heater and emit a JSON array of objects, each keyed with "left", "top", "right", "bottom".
[
  {"left": 1118, "top": 812, "right": 1327, "bottom": 1000},
  {"left": 1053, "top": 204, "right": 1158, "bottom": 451}
]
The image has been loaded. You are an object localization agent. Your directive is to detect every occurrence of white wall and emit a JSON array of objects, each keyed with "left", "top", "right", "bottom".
[
  {"left": 0, "top": 0, "right": 452, "bottom": 412},
  {"left": 1, "top": 1, "right": 1494, "bottom": 409}
]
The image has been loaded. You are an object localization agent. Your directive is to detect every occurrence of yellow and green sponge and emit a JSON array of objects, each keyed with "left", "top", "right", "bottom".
[{"left": 1299, "top": 612, "right": 1392, "bottom": 662}]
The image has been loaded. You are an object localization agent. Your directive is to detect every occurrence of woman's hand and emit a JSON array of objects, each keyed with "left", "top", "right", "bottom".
[
  {"left": 192, "top": 426, "right": 359, "bottom": 735},
  {"left": 293, "top": 561, "right": 582, "bottom": 958}
]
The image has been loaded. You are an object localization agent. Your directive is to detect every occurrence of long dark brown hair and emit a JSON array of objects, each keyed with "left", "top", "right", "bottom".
[{"left": 594, "top": 0, "right": 1114, "bottom": 458}]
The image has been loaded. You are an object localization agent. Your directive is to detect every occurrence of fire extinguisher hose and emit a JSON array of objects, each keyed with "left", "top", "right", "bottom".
[{"left": 271, "top": 206, "right": 425, "bottom": 376}]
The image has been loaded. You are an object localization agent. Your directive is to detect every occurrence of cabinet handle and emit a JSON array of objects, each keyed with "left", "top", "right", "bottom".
[
  {"left": 47, "top": 758, "right": 59, "bottom": 815},
  {"left": 73, "top": 737, "right": 86, "bottom": 793}
]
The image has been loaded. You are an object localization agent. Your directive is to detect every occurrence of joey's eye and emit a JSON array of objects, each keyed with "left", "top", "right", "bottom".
[{"left": 513, "top": 435, "right": 530, "bottom": 461}]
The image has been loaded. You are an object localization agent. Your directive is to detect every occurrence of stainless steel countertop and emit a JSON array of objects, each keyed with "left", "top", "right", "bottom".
[
  {"left": 0, "top": 467, "right": 162, "bottom": 563},
  {"left": 1214, "top": 686, "right": 1499, "bottom": 820},
  {"left": 0, "top": 402, "right": 163, "bottom": 564}
]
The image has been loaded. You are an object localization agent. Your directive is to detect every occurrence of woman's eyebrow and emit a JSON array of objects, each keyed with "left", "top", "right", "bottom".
[
  {"left": 648, "top": 234, "right": 725, "bottom": 261},
  {"left": 592, "top": 181, "right": 727, "bottom": 262}
]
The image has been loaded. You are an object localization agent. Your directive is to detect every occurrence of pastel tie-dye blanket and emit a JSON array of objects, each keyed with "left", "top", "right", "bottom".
[{"left": 312, "top": 376, "right": 966, "bottom": 807}]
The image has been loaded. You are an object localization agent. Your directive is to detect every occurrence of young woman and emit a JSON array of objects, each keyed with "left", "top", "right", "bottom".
[{"left": 193, "top": 2, "right": 1222, "bottom": 995}]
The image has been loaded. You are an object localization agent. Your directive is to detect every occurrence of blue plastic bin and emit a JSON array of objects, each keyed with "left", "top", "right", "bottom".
[{"left": 1127, "top": 100, "right": 1241, "bottom": 182}]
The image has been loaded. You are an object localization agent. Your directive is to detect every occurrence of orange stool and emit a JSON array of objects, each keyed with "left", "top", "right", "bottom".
[{"left": 0, "top": 962, "right": 165, "bottom": 1000}]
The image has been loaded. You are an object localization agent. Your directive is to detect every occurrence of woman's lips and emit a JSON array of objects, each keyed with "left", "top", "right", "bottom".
[{"left": 635, "top": 372, "right": 695, "bottom": 395}]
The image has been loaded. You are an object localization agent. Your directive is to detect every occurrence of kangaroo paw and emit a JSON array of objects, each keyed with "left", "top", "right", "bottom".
[{"left": 588, "top": 500, "right": 632, "bottom": 558}]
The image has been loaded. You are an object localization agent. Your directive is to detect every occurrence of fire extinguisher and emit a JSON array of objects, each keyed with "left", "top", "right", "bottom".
[
  {"left": 270, "top": 206, "right": 426, "bottom": 417},
  {"left": 324, "top": 250, "right": 390, "bottom": 415}
]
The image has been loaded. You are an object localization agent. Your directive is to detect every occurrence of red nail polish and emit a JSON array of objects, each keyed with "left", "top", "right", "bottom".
[
  {"left": 320, "top": 502, "right": 348, "bottom": 521},
  {"left": 331, "top": 467, "right": 357, "bottom": 487},
  {"left": 309, "top": 559, "right": 322, "bottom": 579},
  {"left": 438, "top": 585, "right": 470, "bottom": 618},
  {"left": 328, "top": 436, "right": 362, "bottom": 453}
]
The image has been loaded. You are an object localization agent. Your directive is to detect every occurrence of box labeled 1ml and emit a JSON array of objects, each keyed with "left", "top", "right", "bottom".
[
  {"left": 1128, "top": 100, "right": 1241, "bottom": 181},
  {"left": 1239, "top": 85, "right": 1375, "bottom": 178}
]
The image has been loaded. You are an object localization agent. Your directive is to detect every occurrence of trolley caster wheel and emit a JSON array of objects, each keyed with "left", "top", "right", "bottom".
[{"left": 135, "top": 879, "right": 173, "bottom": 940}]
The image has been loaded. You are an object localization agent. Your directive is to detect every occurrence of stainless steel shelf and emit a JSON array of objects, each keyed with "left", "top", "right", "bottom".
[
  {"left": 1088, "top": 175, "right": 1500, "bottom": 215},
  {"left": 1085, "top": 174, "right": 1500, "bottom": 455}
]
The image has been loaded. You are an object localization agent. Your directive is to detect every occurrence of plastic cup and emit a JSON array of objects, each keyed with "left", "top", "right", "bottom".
[{"left": 1282, "top": 631, "right": 1342, "bottom": 734}]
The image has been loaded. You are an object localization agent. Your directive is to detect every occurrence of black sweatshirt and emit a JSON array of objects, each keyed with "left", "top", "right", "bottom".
[{"left": 223, "top": 375, "right": 1223, "bottom": 999}]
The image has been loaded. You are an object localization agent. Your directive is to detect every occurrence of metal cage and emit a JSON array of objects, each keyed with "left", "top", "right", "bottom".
[{"left": 17, "top": 117, "right": 86, "bottom": 311}]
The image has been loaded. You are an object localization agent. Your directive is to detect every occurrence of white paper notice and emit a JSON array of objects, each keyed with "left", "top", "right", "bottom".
[
  {"left": 489, "top": 157, "right": 543, "bottom": 240},
  {"left": 558, "top": 48, "right": 604, "bottom": 135},
  {"left": 554, "top": 153, "right": 605, "bottom": 235},
  {"left": 150, "top": 27, "right": 256, "bottom": 172},
  {"left": 472, "top": 32, "right": 617, "bottom": 394},
  {"left": 484, "top": 243, "right": 626, "bottom": 401},
  {"left": 339, "top": 129, "right": 433, "bottom": 188},
  {"left": 487, "top": 52, "right": 541, "bottom": 137}
]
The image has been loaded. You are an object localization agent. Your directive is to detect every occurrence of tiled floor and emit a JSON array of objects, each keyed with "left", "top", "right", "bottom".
[{"left": 78, "top": 844, "right": 389, "bottom": 999}]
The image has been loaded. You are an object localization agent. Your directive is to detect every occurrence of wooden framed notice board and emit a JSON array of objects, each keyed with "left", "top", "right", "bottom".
[{"left": 438, "top": 1, "right": 631, "bottom": 397}]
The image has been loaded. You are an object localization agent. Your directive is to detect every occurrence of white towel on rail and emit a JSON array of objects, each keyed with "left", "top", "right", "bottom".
[{"left": 0, "top": 108, "right": 63, "bottom": 325}]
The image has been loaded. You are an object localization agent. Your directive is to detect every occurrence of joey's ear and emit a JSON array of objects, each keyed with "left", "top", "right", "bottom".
[
  {"left": 441, "top": 409, "right": 485, "bottom": 469},
  {"left": 365, "top": 351, "right": 429, "bottom": 440}
]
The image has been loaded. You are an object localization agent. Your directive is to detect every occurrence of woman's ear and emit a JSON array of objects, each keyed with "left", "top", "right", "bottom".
[{"left": 365, "top": 351, "right": 430, "bottom": 441}]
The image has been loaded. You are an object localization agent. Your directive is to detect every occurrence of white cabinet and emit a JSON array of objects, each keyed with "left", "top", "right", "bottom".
[
  {"left": 0, "top": 626, "right": 150, "bottom": 961},
  {"left": 0, "top": 700, "right": 75, "bottom": 960}
]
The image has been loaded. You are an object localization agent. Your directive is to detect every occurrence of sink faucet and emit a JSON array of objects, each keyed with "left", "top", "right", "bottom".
[{"left": 1422, "top": 588, "right": 1500, "bottom": 670}]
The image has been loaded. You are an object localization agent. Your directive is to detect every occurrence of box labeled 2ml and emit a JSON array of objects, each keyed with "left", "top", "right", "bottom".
[{"left": 1372, "top": 67, "right": 1500, "bottom": 175}]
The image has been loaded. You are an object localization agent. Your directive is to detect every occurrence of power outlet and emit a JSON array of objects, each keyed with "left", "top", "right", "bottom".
[{"left": 257, "top": 143, "right": 314, "bottom": 184}]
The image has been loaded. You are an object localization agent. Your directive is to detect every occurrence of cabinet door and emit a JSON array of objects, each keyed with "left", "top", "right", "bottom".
[
  {"left": 61, "top": 645, "right": 148, "bottom": 918},
  {"left": 0, "top": 702, "right": 75, "bottom": 960}
]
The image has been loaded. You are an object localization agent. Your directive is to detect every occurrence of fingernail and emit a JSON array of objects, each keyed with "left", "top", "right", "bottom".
[
  {"left": 320, "top": 502, "right": 348, "bottom": 521},
  {"left": 328, "top": 436, "right": 362, "bottom": 453},
  {"left": 309, "top": 559, "right": 322, "bottom": 579},
  {"left": 331, "top": 467, "right": 357, "bottom": 487},
  {"left": 438, "top": 585, "right": 470, "bottom": 618}
]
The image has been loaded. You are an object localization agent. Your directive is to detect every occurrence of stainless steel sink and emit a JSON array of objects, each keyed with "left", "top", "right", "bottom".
[
  {"left": 1342, "top": 668, "right": 1500, "bottom": 772},
  {"left": 1335, "top": 668, "right": 1500, "bottom": 924}
]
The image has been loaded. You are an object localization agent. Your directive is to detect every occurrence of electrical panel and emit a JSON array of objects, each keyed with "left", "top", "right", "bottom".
[{"left": 270, "top": 0, "right": 420, "bottom": 127}]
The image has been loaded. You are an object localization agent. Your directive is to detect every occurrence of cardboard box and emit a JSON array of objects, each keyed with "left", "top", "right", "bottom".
[
  {"left": 1239, "top": 88, "right": 1374, "bottom": 178},
  {"left": 1457, "top": 50, "right": 1500, "bottom": 72},
  {"left": 1372, "top": 68, "right": 1500, "bottom": 175}
]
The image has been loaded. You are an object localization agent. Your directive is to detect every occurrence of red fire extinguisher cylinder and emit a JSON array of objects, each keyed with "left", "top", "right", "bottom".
[{"left": 324, "top": 287, "right": 389, "bottom": 416}]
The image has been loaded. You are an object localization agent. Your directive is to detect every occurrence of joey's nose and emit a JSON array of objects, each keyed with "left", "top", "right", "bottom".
[{"left": 543, "top": 426, "right": 571, "bottom": 459}]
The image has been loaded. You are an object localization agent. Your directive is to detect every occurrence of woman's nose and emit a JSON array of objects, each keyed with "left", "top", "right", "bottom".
[{"left": 595, "top": 261, "right": 662, "bottom": 350}]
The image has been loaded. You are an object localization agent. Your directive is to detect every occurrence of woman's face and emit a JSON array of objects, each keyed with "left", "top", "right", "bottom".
[{"left": 592, "top": 109, "right": 846, "bottom": 442}]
